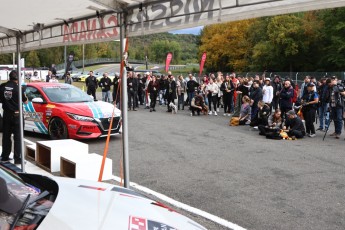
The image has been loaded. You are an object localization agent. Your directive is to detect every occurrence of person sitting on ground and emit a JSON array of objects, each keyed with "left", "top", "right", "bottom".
[
  {"left": 258, "top": 109, "right": 282, "bottom": 135},
  {"left": 239, "top": 95, "right": 251, "bottom": 125},
  {"left": 250, "top": 100, "right": 270, "bottom": 127},
  {"left": 283, "top": 110, "right": 306, "bottom": 138},
  {"left": 191, "top": 91, "right": 207, "bottom": 116}
]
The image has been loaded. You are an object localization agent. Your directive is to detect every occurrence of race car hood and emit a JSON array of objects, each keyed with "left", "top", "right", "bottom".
[
  {"left": 56, "top": 101, "right": 121, "bottom": 118},
  {"left": 38, "top": 177, "right": 206, "bottom": 230}
]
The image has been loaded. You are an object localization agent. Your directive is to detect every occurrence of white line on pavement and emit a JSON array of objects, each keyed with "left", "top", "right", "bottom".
[{"left": 111, "top": 175, "right": 246, "bottom": 230}]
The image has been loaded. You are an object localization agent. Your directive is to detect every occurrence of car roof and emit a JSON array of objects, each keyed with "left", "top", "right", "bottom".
[{"left": 27, "top": 82, "right": 68, "bottom": 87}]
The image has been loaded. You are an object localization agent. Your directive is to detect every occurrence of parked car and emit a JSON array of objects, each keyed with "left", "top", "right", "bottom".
[
  {"left": 0, "top": 165, "right": 206, "bottom": 230},
  {"left": 22, "top": 82, "right": 121, "bottom": 139}
]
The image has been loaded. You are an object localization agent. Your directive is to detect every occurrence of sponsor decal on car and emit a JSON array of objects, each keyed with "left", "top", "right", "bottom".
[{"left": 129, "top": 216, "right": 177, "bottom": 230}]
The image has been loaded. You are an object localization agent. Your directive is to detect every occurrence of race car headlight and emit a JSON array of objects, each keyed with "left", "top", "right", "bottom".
[{"left": 66, "top": 113, "right": 94, "bottom": 122}]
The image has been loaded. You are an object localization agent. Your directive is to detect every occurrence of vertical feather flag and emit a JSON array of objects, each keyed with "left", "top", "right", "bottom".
[
  {"left": 199, "top": 52, "right": 207, "bottom": 76},
  {"left": 165, "top": 52, "right": 173, "bottom": 73}
]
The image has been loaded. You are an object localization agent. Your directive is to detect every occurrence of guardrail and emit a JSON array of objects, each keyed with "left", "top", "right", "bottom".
[{"left": 56, "top": 58, "right": 146, "bottom": 71}]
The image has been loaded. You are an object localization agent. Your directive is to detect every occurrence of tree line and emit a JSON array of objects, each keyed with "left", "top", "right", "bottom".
[
  {"left": 0, "top": 33, "right": 199, "bottom": 69},
  {"left": 199, "top": 8, "right": 345, "bottom": 73}
]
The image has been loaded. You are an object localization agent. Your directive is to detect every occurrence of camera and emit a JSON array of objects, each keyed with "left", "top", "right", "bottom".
[{"left": 336, "top": 83, "right": 345, "bottom": 92}]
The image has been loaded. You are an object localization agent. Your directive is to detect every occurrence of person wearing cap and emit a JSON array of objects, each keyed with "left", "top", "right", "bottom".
[
  {"left": 0, "top": 70, "right": 28, "bottom": 164},
  {"left": 262, "top": 78, "right": 273, "bottom": 110},
  {"left": 301, "top": 82, "right": 319, "bottom": 137},
  {"left": 283, "top": 109, "right": 306, "bottom": 138}
]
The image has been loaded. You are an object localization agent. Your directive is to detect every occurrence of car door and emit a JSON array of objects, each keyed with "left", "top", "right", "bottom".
[{"left": 23, "top": 86, "right": 49, "bottom": 134}]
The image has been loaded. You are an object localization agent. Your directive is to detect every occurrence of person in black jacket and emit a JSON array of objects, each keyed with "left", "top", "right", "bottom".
[
  {"left": 112, "top": 73, "right": 120, "bottom": 107},
  {"left": 0, "top": 70, "right": 28, "bottom": 165},
  {"left": 99, "top": 72, "right": 112, "bottom": 102},
  {"left": 284, "top": 110, "right": 306, "bottom": 138},
  {"left": 158, "top": 75, "right": 168, "bottom": 105},
  {"left": 148, "top": 76, "right": 160, "bottom": 112},
  {"left": 165, "top": 75, "right": 177, "bottom": 112},
  {"left": 279, "top": 80, "right": 294, "bottom": 119},
  {"left": 250, "top": 101, "right": 270, "bottom": 127},
  {"left": 249, "top": 80, "right": 263, "bottom": 120},
  {"left": 45, "top": 71, "right": 53, "bottom": 82},
  {"left": 220, "top": 75, "right": 235, "bottom": 116},
  {"left": 85, "top": 71, "right": 98, "bottom": 101},
  {"left": 272, "top": 75, "right": 282, "bottom": 110},
  {"left": 317, "top": 78, "right": 331, "bottom": 131},
  {"left": 127, "top": 72, "right": 139, "bottom": 111},
  {"left": 186, "top": 75, "right": 199, "bottom": 107},
  {"left": 301, "top": 83, "right": 319, "bottom": 137}
]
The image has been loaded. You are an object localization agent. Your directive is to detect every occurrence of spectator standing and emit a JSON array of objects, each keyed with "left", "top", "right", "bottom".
[
  {"left": 46, "top": 71, "right": 53, "bottom": 82},
  {"left": 186, "top": 75, "right": 199, "bottom": 108},
  {"left": 206, "top": 77, "right": 219, "bottom": 116},
  {"left": 99, "top": 72, "right": 112, "bottom": 102},
  {"left": 299, "top": 76, "right": 310, "bottom": 99},
  {"left": 279, "top": 80, "right": 294, "bottom": 119},
  {"left": 165, "top": 75, "right": 177, "bottom": 112},
  {"left": 148, "top": 76, "right": 159, "bottom": 112},
  {"left": 85, "top": 71, "right": 98, "bottom": 101},
  {"left": 317, "top": 78, "right": 330, "bottom": 131},
  {"left": 301, "top": 83, "right": 319, "bottom": 137},
  {"left": 176, "top": 75, "right": 186, "bottom": 110},
  {"left": 272, "top": 75, "right": 282, "bottom": 110},
  {"left": 127, "top": 72, "right": 139, "bottom": 111},
  {"left": 0, "top": 70, "right": 28, "bottom": 165},
  {"left": 65, "top": 72, "right": 73, "bottom": 84},
  {"left": 249, "top": 80, "right": 263, "bottom": 120},
  {"left": 49, "top": 75, "right": 59, "bottom": 83},
  {"left": 328, "top": 76, "right": 345, "bottom": 139},
  {"left": 158, "top": 75, "right": 167, "bottom": 105},
  {"left": 112, "top": 73, "right": 120, "bottom": 107},
  {"left": 262, "top": 78, "right": 274, "bottom": 109},
  {"left": 220, "top": 75, "right": 235, "bottom": 116},
  {"left": 30, "top": 71, "right": 41, "bottom": 82}
]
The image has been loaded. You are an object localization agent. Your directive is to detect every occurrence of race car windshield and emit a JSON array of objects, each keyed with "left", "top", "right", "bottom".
[{"left": 42, "top": 85, "right": 93, "bottom": 103}]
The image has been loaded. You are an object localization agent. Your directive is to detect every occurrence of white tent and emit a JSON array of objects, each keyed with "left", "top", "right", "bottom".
[{"left": 1, "top": 0, "right": 345, "bottom": 53}]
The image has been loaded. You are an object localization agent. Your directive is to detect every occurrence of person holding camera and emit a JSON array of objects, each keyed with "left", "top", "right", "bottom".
[
  {"left": 301, "top": 83, "right": 319, "bottom": 137},
  {"left": 328, "top": 76, "right": 345, "bottom": 139}
]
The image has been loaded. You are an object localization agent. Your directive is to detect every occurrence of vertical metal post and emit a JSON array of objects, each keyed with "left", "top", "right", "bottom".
[
  {"left": 64, "top": 46, "right": 67, "bottom": 72},
  {"left": 16, "top": 37, "right": 25, "bottom": 172},
  {"left": 120, "top": 14, "right": 130, "bottom": 188},
  {"left": 82, "top": 44, "right": 85, "bottom": 73},
  {"left": 12, "top": 53, "right": 15, "bottom": 69}
]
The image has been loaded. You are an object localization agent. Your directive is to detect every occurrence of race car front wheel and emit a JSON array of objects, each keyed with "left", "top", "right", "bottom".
[{"left": 48, "top": 117, "right": 68, "bottom": 139}]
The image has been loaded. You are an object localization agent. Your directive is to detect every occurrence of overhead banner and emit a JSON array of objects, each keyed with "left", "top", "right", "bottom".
[
  {"left": 199, "top": 52, "right": 207, "bottom": 76},
  {"left": 165, "top": 52, "right": 173, "bottom": 73},
  {"left": 2, "top": 0, "right": 345, "bottom": 53}
]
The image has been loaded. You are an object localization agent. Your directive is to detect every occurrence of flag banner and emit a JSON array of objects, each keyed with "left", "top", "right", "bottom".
[
  {"left": 199, "top": 52, "right": 207, "bottom": 75},
  {"left": 165, "top": 52, "right": 173, "bottom": 73}
]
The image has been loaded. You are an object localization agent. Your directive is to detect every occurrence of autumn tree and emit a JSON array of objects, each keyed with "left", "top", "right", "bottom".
[{"left": 199, "top": 20, "right": 254, "bottom": 72}]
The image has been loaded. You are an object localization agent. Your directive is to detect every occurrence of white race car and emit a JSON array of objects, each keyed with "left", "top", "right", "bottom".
[{"left": 0, "top": 165, "right": 206, "bottom": 230}]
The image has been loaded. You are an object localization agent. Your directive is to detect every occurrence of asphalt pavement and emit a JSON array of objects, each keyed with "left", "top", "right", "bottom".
[{"left": 21, "top": 99, "right": 345, "bottom": 230}]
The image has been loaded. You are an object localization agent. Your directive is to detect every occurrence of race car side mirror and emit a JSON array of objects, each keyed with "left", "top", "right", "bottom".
[{"left": 32, "top": 98, "right": 45, "bottom": 103}]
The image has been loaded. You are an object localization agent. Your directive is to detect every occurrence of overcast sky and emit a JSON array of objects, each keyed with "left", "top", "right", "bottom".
[{"left": 170, "top": 26, "right": 203, "bottom": 35}]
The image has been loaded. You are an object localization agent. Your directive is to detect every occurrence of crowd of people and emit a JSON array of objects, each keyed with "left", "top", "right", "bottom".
[{"left": 102, "top": 70, "right": 345, "bottom": 141}]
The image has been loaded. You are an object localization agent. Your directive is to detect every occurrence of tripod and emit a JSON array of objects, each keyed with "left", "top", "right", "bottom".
[{"left": 323, "top": 111, "right": 332, "bottom": 141}]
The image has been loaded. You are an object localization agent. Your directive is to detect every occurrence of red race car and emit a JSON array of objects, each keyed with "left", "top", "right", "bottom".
[{"left": 21, "top": 83, "right": 121, "bottom": 139}]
